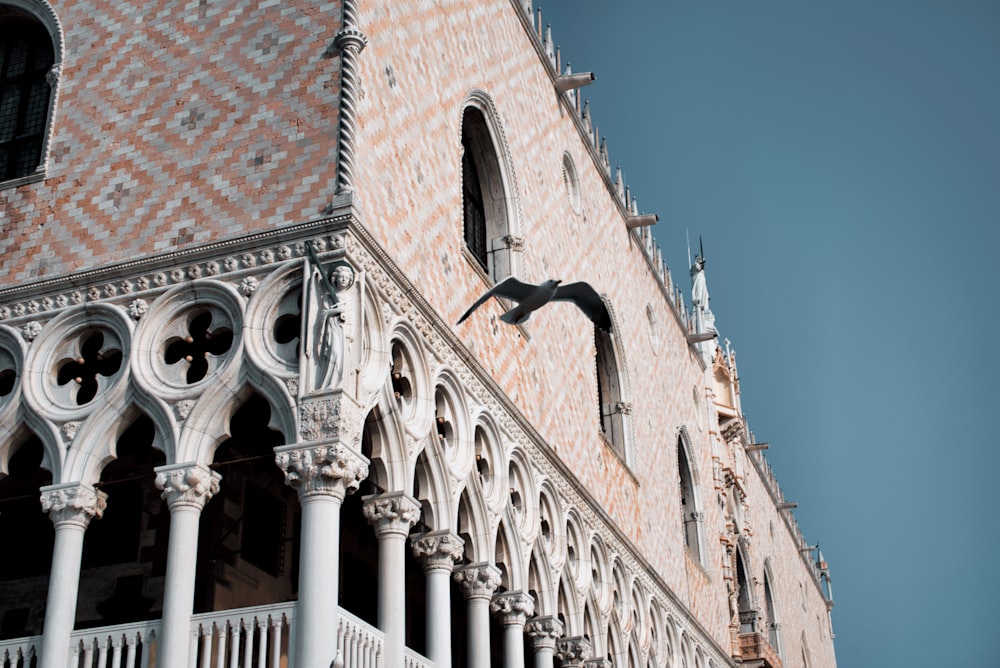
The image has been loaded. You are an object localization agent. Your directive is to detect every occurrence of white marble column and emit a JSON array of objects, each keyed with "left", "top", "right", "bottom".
[
  {"left": 411, "top": 530, "right": 464, "bottom": 666},
  {"left": 491, "top": 591, "right": 535, "bottom": 668},
  {"left": 38, "top": 482, "right": 107, "bottom": 668},
  {"left": 454, "top": 562, "right": 502, "bottom": 668},
  {"left": 154, "top": 463, "right": 221, "bottom": 668},
  {"left": 556, "top": 636, "right": 593, "bottom": 668},
  {"left": 525, "top": 616, "right": 563, "bottom": 668},
  {"left": 275, "top": 442, "right": 368, "bottom": 668},
  {"left": 362, "top": 491, "right": 421, "bottom": 667}
]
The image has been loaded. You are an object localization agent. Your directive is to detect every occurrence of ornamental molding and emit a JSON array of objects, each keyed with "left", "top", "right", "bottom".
[{"left": 0, "top": 214, "right": 353, "bottom": 325}]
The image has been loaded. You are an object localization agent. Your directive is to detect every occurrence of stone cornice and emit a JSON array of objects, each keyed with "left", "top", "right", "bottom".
[{"left": 0, "top": 208, "right": 355, "bottom": 318}]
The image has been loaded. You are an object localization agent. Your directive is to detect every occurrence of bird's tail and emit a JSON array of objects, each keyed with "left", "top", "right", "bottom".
[{"left": 500, "top": 309, "right": 530, "bottom": 325}]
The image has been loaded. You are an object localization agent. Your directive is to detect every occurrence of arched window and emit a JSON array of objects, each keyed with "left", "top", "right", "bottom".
[
  {"left": 460, "top": 103, "right": 514, "bottom": 281},
  {"left": 735, "top": 546, "right": 756, "bottom": 633},
  {"left": 595, "top": 327, "right": 622, "bottom": 449},
  {"left": 0, "top": 12, "right": 55, "bottom": 182},
  {"left": 677, "top": 434, "right": 702, "bottom": 562},
  {"left": 763, "top": 564, "right": 784, "bottom": 660}
]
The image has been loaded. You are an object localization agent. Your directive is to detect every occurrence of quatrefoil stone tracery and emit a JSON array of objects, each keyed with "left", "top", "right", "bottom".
[
  {"left": 56, "top": 331, "right": 123, "bottom": 405},
  {"left": 164, "top": 310, "right": 234, "bottom": 384}
]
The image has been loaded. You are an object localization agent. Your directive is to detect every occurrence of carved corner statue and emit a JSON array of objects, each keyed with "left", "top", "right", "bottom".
[
  {"left": 306, "top": 246, "right": 355, "bottom": 392},
  {"left": 457, "top": 276, "right": 612, "bottom": 332}
]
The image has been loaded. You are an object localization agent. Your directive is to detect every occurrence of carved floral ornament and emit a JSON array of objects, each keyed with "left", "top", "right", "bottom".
[
  {"left": 155, "top": 464, "right": 221, "bottom": 510},
  {"left": 362, "top": 492, "right": 421, "bottom": 536},
  {"left": 39, "top": 483, "right": 108, "bottom": 527},
  {"left": 454, "top": 562, "right": 502, "bottom": 599},
  {"left": 556, "top": 636, "right": 594, "bottom": 665},
  {"left": 526, "top": 616, "right": 565, "bottom": 645},
  {"left": 411, "top": 530, "right": 465, "bottom": 570},
  {"left": 490, "top": 590, "right": 535, "bottom": 624},
  {"left": 274, "top": 443, "right": 369, "bottom": 500}
]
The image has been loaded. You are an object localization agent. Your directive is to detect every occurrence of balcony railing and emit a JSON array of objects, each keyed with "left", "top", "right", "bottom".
[
  {"left": 738, "top": 631, "right": 782, "bottom": 668},
  {"left": 0, "top": 603, "right": 431, "bottom": 668}
]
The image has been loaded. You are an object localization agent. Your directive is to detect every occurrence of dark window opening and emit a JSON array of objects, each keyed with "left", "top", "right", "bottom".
[
  {"left": 0, "top": 17, "right": 54, "bottom": 182},
  {"left": 462, "top": 132, "right": 488, "bottom": 269}
]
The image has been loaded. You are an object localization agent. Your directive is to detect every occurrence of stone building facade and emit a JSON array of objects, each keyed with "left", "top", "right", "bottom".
[{"left": 0, "top": 0, "right": 836, "bottom": 667}]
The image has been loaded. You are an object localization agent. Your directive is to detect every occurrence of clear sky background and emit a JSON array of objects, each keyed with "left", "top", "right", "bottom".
[{"left": 540, "top": 2, "right": 999, "bottom": 666}]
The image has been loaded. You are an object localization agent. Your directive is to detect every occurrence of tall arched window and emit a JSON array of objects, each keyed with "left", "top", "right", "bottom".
[
  {"left": 763, "top": 564, "right": 783, "bottom": 660},
  {"left": 735, "top": 546, "right": 756, "bottom": 633},
  {"left": 595, "top": 327, "right": 624, "bottom": 455},
  {"left": 460, "top": 103, "right": 514, "bottom": 281},
  {"left": 677, "top": 434, "right": 702, "bottom": 562},
  {"left": 0, "top": 12, "right": 55, "bottom": 182}
]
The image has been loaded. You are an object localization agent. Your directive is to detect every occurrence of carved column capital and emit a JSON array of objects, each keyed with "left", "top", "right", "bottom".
[
  {"left": 154, "top": 463, "right": 221, "bottom": 511},
  {"left": 362, "top": 491, "right": 420, "bottom": 538},
  {"left": 526, "top": 616, "right": 564, "bottom": 651},
  {"left": 274, "top": 442, "right": 369, "bottom": 501},
  {"left": 491, "top": 590, "right": 535, "bottom": 627},
  {"left": 40, "top": 482, "right": 107, "bottom": 529},
  {"left": 411, "top": 530, "right": 464, "bottom": 572},
  {"left": 556, "top": 636, "right": 593, "bottom": 667},
  {"left": 454, "top": 562, "right": 502, "bottom": 600}
]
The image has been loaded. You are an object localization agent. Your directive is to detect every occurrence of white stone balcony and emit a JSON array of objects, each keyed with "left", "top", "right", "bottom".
[{"left": 0, "top": 602, "right": 431, "bottom": 668}]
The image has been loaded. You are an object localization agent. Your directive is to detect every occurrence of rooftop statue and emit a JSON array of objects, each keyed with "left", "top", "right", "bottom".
[{"left": 690, "top": 240, "right": 717, "bottom": 337}]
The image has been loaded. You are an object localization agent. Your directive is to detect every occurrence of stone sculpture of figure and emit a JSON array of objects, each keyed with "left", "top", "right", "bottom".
[
  {"left": 690, "top": 255, "right": 709, "bottom": 308},
  {"left": 690, "top": 255, "right": 716, "bottom": 334},
  {"left": 314, "top": 263, "right": 355, "bottom": 391}
]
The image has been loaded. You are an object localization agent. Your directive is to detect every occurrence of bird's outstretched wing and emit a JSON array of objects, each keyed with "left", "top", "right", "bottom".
[
  {"left": 552, "top": 281, "right": 613, "bottom": 332},
  {"left": 457, "top": 276, "right": 539, "bottom": 325}
]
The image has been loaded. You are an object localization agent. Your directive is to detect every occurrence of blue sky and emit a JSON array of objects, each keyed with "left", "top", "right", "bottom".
[{"left": 541, "top": 2, "right": 1000, "bottom": 666}]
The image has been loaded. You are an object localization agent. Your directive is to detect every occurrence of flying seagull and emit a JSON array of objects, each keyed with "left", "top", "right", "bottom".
[{"left": 457, "top": 277, "right": 612, "bottom": 332}]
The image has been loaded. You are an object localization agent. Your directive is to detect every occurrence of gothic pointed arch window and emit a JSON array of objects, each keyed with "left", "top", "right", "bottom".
[
  {"left": 0, "top": 9, "right": 57, "bottom": 183},
  {"left": 460, "top": 100, "right": 516, "bottom": 282},
  {"left": 677, "top": 432, "right": 703, "bottom": 562},
  {"left": 763, "top": 563, "right": 783, "bottom": 660},
  {"left": 735, "top": 545, "right": 756, "bottom": 633},
  {"left": 595, "top": 325, "right": 631, "bottom": 465}
]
